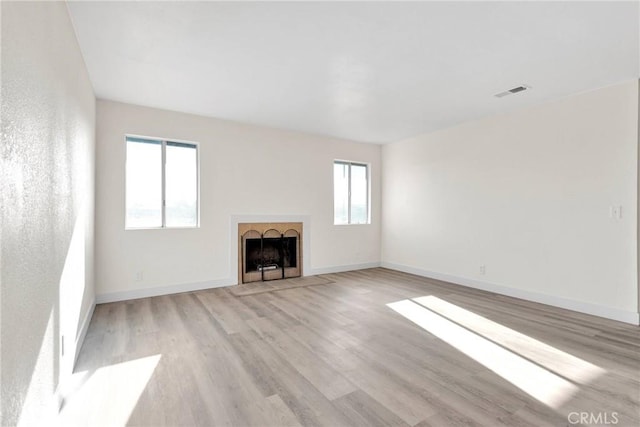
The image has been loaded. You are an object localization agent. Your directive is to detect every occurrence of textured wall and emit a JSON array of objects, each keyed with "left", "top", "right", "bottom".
[
  {"left": 382, "top": 81, "right": 638, "bottom": 322},
  {"left": 1, "top": 2, "right": 96, "bottom": 425}
]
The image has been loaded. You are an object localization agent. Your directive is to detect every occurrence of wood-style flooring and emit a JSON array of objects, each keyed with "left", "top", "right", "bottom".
[{"left": 59, "top": 268, "right": 640, "bottom": 426}]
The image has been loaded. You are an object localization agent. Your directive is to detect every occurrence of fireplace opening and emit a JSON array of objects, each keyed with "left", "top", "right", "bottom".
[
  {"left": 245, "top": 237, "right": 297, "bottom": 272},
  {"left": 241, "top": 227, "right": 301, "bottom": 283}
]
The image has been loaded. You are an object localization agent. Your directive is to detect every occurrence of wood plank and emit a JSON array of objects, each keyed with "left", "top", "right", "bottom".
[{"left": 59, "top": 268, "right": 640, "bottom": 426}]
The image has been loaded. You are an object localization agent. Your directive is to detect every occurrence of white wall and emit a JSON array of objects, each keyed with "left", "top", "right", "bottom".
[
  {"left": 1, "top": 2, "right": 96, "bottom": 425},
  {"left": 382, "top": 81, "right": 639, "bottom": 324},
  {"left": 95, "top": 100, "right": 381, "bottom": 301}
]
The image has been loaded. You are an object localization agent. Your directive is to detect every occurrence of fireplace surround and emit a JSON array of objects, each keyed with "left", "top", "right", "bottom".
[{"left": 239, "top": 222, "right": 302, "bottom": 283}]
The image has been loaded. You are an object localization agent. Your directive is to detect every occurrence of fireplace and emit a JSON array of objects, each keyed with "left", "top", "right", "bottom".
[{"left": 239, "top": 222, "right": 302, "bottom": 283}]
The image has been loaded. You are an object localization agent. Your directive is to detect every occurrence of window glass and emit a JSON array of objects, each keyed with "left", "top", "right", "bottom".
[
  {"left": 126, "top": 138, "right": 162, "bottom": 228},
  {"left": 333, "top": 161, "right": 369, "bottom": 225},
  {"left": 334, "top": 162, "right": 349, "bottom": 225},
  {"left": 166, "top": 142, "right": 198, "bottom": 227},
  {"left": 125, "top": 136, "right": 198, "bottom": 229},
  {"left": 350, "top": 164, "right": 368, "bottom": 224}
]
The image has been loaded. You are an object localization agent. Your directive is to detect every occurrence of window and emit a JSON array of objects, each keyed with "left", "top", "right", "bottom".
[
  {"left": 126, "top": 136, "right": 198, "bottom": 229},
  {"left": 334, "top": 161, "right": 369, "bottom": 225}
]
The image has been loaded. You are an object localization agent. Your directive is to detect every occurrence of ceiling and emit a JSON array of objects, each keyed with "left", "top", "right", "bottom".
[{"left": 67, "top": 1, "right": 639, "bottom": 144}]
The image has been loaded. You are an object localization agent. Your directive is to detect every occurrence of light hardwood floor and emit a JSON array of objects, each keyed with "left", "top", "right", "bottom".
[{"left": 59, "top": 268, "right": 640, "bottom": 426}]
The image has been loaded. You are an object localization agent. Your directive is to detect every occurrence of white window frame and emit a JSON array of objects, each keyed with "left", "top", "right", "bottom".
[
  {"left": 125, "top": 134, "right": 200, "bottom": 230},
  {"left": 333, "top": 160, "right": 371, "bottom": 225}
]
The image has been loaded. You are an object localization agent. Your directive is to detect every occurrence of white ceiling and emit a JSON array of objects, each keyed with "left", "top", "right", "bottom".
[{"left": 67, "top": 1, "right": 639, "bottom": 144}]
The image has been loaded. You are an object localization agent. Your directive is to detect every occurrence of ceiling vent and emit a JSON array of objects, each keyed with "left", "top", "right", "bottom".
[{"left": 494, "top": 85, "right": 531, "bottom": 98}]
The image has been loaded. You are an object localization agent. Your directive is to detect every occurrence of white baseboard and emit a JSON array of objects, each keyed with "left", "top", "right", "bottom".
[
  {"left": 74, "top": 298, "right": 95, "bottom": 365},
  {"left": 95, "top": 262, "right": 383, "bottom": 304},
  {"left": 382, "top": 262, "right": 640, "bottom": 325},
  {"left": 96, "top": 278, "right": 235, "bottom": 304},
  {"left": 309, "top": 261, "right": 381, "bottom": 276},
  {"left": 54, "top": 298, "right": 97, "bottom": 417}
]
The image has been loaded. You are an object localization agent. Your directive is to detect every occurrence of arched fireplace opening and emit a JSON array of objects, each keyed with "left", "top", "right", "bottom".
[{"left": 239, "top": 223, "right": 302, "bottom": 283}]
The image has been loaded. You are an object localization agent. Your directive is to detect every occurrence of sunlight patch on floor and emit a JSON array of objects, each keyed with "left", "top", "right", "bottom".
[
  {"left": 387, "top": 299, "right": 579, "bottom": 409},
  {"left": 57, "top": 354, "right": 161, "bottom": 427},
  {"left": 412, "top": 295, "right": 606, "bottom": 384}
]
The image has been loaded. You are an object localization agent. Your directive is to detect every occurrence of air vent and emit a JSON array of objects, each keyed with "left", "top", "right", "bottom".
[{"left": 494, "top": 85, "right": 531, "bottom": 98}]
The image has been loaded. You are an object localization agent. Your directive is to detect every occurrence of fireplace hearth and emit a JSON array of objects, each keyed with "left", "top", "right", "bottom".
[{"left": 239, "top": 223, "right": 302, "bottom": 283}]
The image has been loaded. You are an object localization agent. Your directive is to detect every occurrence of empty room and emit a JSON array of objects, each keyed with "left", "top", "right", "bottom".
[{"left": 1, "top": 1, "right": 639, "bottom": 426}]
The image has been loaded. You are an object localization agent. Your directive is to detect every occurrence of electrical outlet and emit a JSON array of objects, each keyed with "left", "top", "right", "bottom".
[
  {"left": 479, "top": 265, "right": 486, "bottom": 275},
  {"left": 609, "top": 205, "right": 622, "bottom": 220},
  {"left": 135, "top": 271, "right": 144, "bottom": 282}
]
